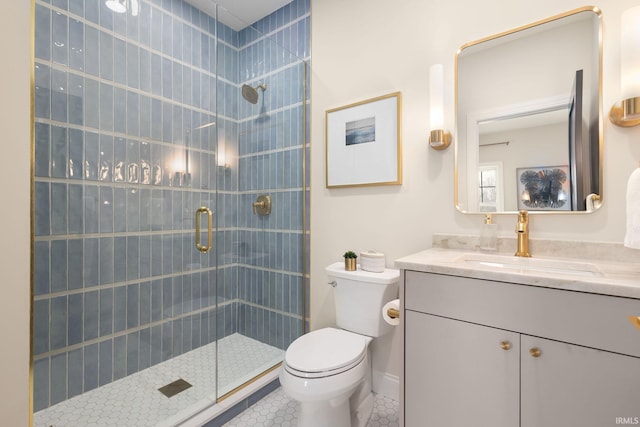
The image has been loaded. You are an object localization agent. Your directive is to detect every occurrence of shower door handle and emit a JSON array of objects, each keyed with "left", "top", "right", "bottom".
[{"left": 195, "top": 207, "right": 213, "bottom": 253}]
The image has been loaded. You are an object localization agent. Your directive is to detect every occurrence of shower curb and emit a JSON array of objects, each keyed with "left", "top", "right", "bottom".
[{"left": 202, "top": 378, "right": 281, "bottom": 427}]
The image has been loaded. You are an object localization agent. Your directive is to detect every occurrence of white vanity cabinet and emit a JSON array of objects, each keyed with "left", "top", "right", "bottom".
[
  {"left": 404, "top": 271, "right": 640, "bottom": 427},
  {"left": 405, "top": 311, "right": 520, "bottom": 426},
  {"left": 520, "top": 335, "right": 640, "bottom": 426}
]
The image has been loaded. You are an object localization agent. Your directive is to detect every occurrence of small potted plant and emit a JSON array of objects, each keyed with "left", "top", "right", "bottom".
[{"left": 343, "top": 250, "right": 358, "bottom": 271}]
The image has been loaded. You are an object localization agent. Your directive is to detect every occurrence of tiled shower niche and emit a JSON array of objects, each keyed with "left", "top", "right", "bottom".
[{"left": 32, "top": 0, "right": 310, "bottom": 417}]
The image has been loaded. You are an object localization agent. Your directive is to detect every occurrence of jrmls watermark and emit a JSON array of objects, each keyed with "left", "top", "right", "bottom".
[{"left": 616, "top": 417, "right": 640, "bottom": 425}]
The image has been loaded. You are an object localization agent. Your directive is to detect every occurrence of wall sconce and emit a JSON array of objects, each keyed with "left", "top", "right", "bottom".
[
  {"left": 217, "top": 145, "right": 231, "bottom": 173},
  {"left": 217, "top": 162, "right": 231, "bottom": 173},
  {"left": 105, "top": 0, "right": 140, "bottom": 17},
  {"left": 428, "top": 64, "right": 452, "bottom": 150},
  {"left": 610, "top": 6, "right": 640, "bottom": 127},
  {"left": 170, "top": 155, "right": 190, "bottom": 187}
]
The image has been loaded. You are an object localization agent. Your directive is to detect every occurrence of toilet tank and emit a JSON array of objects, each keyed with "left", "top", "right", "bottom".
[{"left": 326, "top": 262, "right": 400, "bottom": 337}]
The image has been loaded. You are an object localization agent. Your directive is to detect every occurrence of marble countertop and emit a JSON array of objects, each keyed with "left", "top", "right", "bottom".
[{"left": 395, "top": 247, "right": 640, "bottom": 299}]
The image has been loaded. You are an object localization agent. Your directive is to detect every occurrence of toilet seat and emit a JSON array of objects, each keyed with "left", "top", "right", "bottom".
[{"left": 284, "top": 328, "right": 367, "bottom": 379}]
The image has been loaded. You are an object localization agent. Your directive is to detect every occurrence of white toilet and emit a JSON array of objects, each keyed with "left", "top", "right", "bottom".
[{"left": 279, "top": 262, "right": 399, "bottom": 427}]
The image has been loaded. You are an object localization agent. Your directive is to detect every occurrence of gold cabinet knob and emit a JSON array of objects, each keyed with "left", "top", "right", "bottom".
[
  {"left": 529, "top": 347, "right": 542, "bottom": 358},
  {"left": 628, "top": 316, "right": 640, "bottom": 330},
  {"left": 500, "top": 341, "right": 512, "bottom": 351}
]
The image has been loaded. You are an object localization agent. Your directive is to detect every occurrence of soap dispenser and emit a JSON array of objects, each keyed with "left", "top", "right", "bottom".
[{"left": 479, "top": 213, "right": 498, "bottom": 251}]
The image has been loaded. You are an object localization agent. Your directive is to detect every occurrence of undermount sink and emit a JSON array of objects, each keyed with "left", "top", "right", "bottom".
[{"left": 456, "top": 253, "right": 603, "bottom": 277}]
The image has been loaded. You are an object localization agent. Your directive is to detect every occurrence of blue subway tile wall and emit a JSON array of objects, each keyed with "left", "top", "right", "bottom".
[
  {"left": 33, "top": 0, "right": 310, "bottom": 414},
  {"left": 230, "top": 0, "right": 310, "bottom": 355}
]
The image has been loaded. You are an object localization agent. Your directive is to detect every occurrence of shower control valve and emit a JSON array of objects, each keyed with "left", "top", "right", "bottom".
[{"left": 252, "top": 195, "right": 272, "bottom": 216}]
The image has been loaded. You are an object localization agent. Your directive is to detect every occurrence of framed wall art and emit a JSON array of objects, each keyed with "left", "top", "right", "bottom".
[
  {"left": 516, "top": 165, "right": 571, "bottom": 210},
  {"left": 325, "top": 92, "right": 402, "bottom": 188}
]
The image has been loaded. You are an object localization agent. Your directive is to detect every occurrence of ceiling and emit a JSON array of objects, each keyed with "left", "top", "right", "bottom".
[{"left": 184, "top": 0, "right": 294, "bottom": 31}]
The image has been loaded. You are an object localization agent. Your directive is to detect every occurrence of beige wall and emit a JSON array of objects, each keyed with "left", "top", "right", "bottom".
[
  {"left": 1, "top": 1, "right": 32, "bottom": 425},
  {"left": 310, "top": 0, "right": 640, "bottom": 381}
]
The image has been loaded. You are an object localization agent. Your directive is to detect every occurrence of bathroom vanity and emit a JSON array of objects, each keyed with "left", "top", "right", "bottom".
[{"left": 396, "top": 246, "right": 640, "bottom": 427}]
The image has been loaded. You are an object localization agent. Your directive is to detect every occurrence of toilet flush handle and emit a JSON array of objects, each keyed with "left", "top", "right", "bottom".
[{"left": 328, "top": 280, "right": 337, "bottom": 287}]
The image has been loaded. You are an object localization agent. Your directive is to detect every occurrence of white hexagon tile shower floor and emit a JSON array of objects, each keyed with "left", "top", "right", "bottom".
[
  {"left": 34, "top": 334, "right": 283, "bottom": 427},
  {"left": 223, "top": 387, "right": 400, "bottom": 427}
]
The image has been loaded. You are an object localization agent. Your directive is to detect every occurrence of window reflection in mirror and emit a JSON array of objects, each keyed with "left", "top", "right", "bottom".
[
  {"left": 478, "top": 162, "right": 504, "bottom": 212},
  {"left": 455, "top": 7, "right": 602, "bottom": 214}
]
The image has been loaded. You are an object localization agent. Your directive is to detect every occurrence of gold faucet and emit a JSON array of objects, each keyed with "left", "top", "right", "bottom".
[{"left": 515, "top": 210, "right": 531, "bottom": 257}]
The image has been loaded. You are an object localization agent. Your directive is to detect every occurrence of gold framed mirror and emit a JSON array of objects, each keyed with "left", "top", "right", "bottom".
[{"left": 455, "top": 6, "right": 602, "bottom": 214}]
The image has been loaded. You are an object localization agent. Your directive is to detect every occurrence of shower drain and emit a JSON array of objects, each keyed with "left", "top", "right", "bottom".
[{"left": 158, "top": 378, "right": 193, "bottom": 398}]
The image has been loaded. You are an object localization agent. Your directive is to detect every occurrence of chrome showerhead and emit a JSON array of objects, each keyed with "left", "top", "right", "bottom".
[{"left": 241, "top": 83, "right": 267, "bottom": 104}]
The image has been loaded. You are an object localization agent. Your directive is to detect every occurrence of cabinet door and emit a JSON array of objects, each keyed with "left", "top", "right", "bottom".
[
  {"left": 521, "top": 336, "right": 640, "bottom": 427},
  {"left": 405, "top": 311, "right": 519, "bottom": 427}
]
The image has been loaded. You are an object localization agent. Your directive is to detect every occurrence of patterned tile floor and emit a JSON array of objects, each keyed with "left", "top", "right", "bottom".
[
  {"left": 223, "top": 387, "right": 400, "bottom": 427},
  {"left": 34, "top": 334, "right": 283, "bottom": 427}
]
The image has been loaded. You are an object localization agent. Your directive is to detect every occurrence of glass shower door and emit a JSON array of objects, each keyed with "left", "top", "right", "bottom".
[
  {"left": 213, "top": 13, "right": 308, "bottom": 399},
  {"left": 32, "top": 0, "right": 224, "bottom": 424}
]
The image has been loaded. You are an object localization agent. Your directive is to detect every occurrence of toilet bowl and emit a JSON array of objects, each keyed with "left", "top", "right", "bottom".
[
  {"left": 280, "top": 328, "right": 373, "bottom": 427},
  {"left": 279, "top": 262, "right": 399, "bottom": 427}
]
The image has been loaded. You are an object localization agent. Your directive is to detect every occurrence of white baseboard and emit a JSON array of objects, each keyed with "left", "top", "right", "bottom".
[{"left": 372, "top": 370, "right": 399, "bottom": 402}]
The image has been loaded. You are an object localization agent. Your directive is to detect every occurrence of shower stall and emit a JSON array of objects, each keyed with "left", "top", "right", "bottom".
[{"left": 31, "top": 0, "right": 309, "bottom": 425}]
